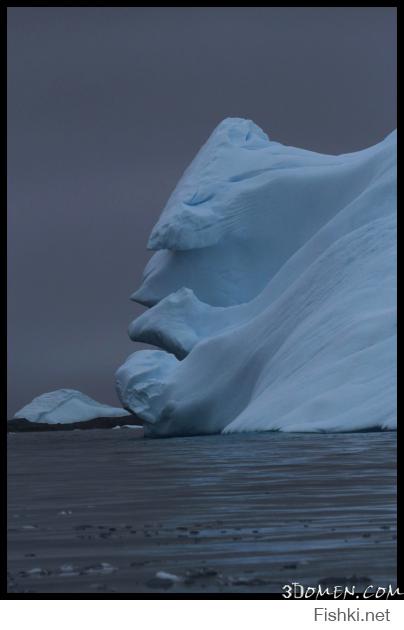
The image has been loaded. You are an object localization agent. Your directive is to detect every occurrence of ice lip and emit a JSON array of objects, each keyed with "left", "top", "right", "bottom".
[
  {"left": 116, "top": 350, "right": 179, "bottom": 424},
  {"left": 117, "top": 119, "right": 397, "bottom": 437},
  {"left": 128, "top": 288, "right": 202, "bottom": 359}
]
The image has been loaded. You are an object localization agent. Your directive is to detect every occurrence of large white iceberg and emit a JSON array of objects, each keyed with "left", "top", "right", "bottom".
[
  {"left": 14, "top": 389, "right": 131, "bottom": 424},
  {"left": 116, "top": 118, "right": 396, "bottom": 437}
]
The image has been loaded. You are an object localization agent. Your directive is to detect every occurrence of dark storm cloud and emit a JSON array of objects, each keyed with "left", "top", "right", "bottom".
[{"left": 7, "top": 7, "right": 396, "bottom": 415}]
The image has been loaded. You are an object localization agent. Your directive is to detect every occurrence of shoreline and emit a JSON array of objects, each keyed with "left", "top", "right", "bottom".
[{"left": 7, "top": 417, "right": 143, "bottom": 433}]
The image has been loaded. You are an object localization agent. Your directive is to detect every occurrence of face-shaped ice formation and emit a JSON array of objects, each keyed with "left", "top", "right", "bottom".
[{"left": 116, "top": 118, "right": 397, "bottom": 436}]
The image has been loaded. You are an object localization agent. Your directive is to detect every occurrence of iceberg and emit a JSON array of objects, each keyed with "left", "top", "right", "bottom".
[
  {"left": 14, "top": 389, "right": 131, "bottom": 424},
  {"left": 116, "top": 118, "right": 397, "bottom": 437}
]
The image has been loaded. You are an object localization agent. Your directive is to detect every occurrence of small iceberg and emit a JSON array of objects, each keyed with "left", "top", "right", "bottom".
[{"left": 11, "top": 389, "right": 137, "bottom": 431}]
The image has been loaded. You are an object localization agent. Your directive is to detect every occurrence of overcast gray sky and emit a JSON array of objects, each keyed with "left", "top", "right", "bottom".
[{"left": 7, "top": 7, "right": 397, "bottom": 416}]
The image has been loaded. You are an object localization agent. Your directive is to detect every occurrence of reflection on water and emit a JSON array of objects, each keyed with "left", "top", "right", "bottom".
[{"left": 7, "top": 430, "right": 396, "bottom": 593}]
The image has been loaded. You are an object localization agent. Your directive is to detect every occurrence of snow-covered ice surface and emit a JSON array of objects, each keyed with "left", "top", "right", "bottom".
[
  {"left": 14, "top": 389, "right": 130, "bottom": 424},
  {"left": 116, "top": 118, "right": 396, "bottom": 437}
]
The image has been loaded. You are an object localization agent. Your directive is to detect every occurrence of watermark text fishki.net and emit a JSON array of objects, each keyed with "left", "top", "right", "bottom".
[{"left": 314, "top": 608, "right": 391, "bottom": 622}]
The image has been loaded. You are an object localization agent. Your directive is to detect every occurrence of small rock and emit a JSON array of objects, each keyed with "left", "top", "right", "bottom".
[
  {"left": 82, "top": 563, "right": 116, "bottom": 575},
  {"left": 155, "top": 571, "right": 183, "bottom": 583}
]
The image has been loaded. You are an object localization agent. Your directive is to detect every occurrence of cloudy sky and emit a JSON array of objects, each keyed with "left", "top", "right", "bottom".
[{"left": 7, "top": 7, "right": 396, "bottom": 416}]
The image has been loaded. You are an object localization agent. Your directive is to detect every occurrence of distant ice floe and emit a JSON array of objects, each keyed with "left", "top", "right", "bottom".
[
  {"left": 116, "top": 118, "right": 396, "bottom": 437},
  {"left": 14, "top": 389, "right": 130, "bottom": 424}
]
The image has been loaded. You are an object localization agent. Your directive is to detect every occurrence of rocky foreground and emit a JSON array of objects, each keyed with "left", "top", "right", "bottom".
[{"left": 7, "top": 430, "right": 396, "bottom": 594}]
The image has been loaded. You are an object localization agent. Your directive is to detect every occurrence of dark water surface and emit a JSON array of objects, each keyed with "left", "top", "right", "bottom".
[{"left": 7, "top": 430, "right": 396, "bottom": 593}]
